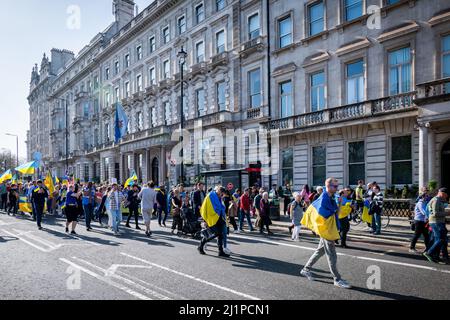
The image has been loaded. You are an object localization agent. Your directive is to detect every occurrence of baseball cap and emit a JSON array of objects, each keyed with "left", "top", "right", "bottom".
[{"left": 439, "top": 187, "right": 448, "bottom": 195}]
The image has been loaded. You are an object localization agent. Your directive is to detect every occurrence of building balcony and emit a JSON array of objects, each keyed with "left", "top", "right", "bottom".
[
  {"left": 189, "top": 62, "right": 208, "bottom": 78},
  {"left": 74, "top": 91, "right": 89, "bottom": 101},
  {"left": 121, "top": 97, "right": 132, "bottom": 106},
  {"left": 246, "top": 105, "right": 269, "bottom": 120},
  {"left": 414, "top": 77, "right": 450, "bottom": 106},
  {"left": 240, "top": 36, "right": 265, "bottom": 58},
  {"left": 159, "top": 78, "right": 171, "bottom": 90},
  {"left": 209, "top": 52, "right": 229, "bottom": 69},
  {"left": 145, "top": 85, "right": 157, "bottom": 97},
  {"left": 72, "top": 116, "right": 85, "bottom": 125},
  {"left": 263, "top": 92, "right": 417, "bottom": 133},
  {"left": 51, "top": 107, "right": 63, "bottom": 117},
  {"left": 132, "top": 91, "right": 144, "bottom": 102},
  {"left": 120, "top": 126, "right": 170, "bottom": 144}
]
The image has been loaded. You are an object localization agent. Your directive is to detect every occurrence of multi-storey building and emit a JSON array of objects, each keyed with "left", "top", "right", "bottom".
[{"left": 27, "top": 0, "right": 450, "bottom": 191}]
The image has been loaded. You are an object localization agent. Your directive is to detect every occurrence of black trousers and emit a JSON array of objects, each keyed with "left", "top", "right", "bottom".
[
  {"left": 259, "top": 216, "right": 271, "bottom": 233},
  {"left": 229, "top": 216, "right": 238, "bottom": 230},
  {"left": 35, "top": 204, "right": 44, "bottom": 228},
  {"left": 126, "top": 206, "right": 140, "bottom": 227},
  {"left": 339, "top": 218, "right": 350, "bottom": 246},
  {"left": 410, "top": 220, "right": 430, "bottom": 250},
  {"left": 1, "top": 193, "right": 7, "bottom": 210},
  {"left": 172, "top": 215, "right": 183, "bottom": 231},
  {"left": 8, "top": 201, "right": 18, "bottom": 215},
  {"left": 283, "top": 197, "right": 290, "bottom": 214},
  {"left": 201, "top": 218, "right": 225, "bottom": 249}
]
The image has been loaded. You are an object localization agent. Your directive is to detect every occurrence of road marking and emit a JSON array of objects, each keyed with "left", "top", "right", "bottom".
[
  {"left": 105, "top": 264, "right": 153, "bottom": 277},
  {"left": 72, "top": 257, "right": 171, "bottom": 300},
  {"left": 229, "top": 234, "right": 450, "bottom": 274},
  {"left": 60, "top": 258, "right": 152, "bottom": 300},
  {"left": 1, "top": 229, "right": 51, "bottom": 252},
  {"left": 12, "top": 228, "right": 60, "bottom": 250},
  {"left": 121, "top": 252, "right": 261, "bottom": 300}
]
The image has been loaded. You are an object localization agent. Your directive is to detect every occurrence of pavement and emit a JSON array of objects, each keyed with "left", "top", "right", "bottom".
[{"left": 0, "top": 210, "right": 449, "bottom": 300}]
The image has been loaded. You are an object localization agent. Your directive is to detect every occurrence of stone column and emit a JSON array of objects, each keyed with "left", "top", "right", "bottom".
[
  {"left": 119, "top": 153, "right": 124, "bottom": 183},
  {"left": 108, "top": 155, "right": 116, "bottom": 182},
  {"left": 141, "top": 151, "right": 148, "bottom": 183},
  {"left": 88, "top": 162, "right": 94, "bottom": 182},
  {"left": 419, "top": 124, "right": 429, "bottom": 189},
  {"left": 428, "top": 126, "right": 435, "bottom": 183},
  {"left": 100, "top": 157, "right": 106, "bottom": 183}
]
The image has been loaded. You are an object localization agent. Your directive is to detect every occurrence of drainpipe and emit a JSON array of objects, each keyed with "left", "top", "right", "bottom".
[{"left": 266, "top": 0, "right": 273, "bottom": 189}]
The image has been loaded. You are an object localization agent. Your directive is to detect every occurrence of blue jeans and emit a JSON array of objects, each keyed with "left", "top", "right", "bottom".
[
  {"left": 372, "top": 213, "right": 381, "bottom": 234},
  {"left": 83, "top": 204, "right": 94, "bottom": 229},
  {"left": 111, "top": 209, "right": 121, "bottom": 233},
  {"left": 239, "top": 209, "right": 254, "bottom": 231},
  {"left": 157, "top": 207, "right": 168, "bottom": 225},
  {"left": 427, "top": 223, "right": 449, "bottom": 259}
]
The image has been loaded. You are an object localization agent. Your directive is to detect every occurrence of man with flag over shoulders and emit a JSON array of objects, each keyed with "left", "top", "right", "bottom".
[
  {"left": 31, "top": 180, "right": 49, "bottom": 230},
  {"left": 197, "top": 186, "right": 230, "bottom": 258},
  {"left": 300, "top": 177, "right": 351, "bottom": 289}
]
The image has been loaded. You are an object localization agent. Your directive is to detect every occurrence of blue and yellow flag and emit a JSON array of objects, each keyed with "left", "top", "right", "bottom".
[
  {"left": 301, "top": 192, "right": 340, "bottom": 241},
  {"left": 338, "top": 197, "right": 353, "bottom": 219},
  {"left": 200, "top": 191, "right": 225, "bottom": 227},
  {"left": 361, "top": 199, "right": 372, "bottom": 224},
  {"left": 19, "top": 196, "right": 33, "bottom": 213},
  {"left": 124, "top": 170, "right": 138, "bottom": 188},
  {"left": 15, "top": 161, "right": 38, "bottom": 175},
  {"left": 44, "top": 171, "right": 55, "bottom": 197},
  {"left": 0, "top": 170, "right": 12, "bottom": 184}
]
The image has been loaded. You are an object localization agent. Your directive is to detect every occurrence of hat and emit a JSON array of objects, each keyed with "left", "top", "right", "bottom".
[
  {"left": 37, "top": 180, "right": 43, "bottom": 184},
  {"left": 439, "top": 187, "right": 448, "bottom": 195}
]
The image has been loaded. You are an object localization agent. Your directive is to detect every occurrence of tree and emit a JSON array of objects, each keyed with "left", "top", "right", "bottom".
[{"left": 0, "top": 148, "right": 13, "bottom": 172}]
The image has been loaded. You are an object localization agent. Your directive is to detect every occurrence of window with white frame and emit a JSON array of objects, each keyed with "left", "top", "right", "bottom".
[
  {"left": 217, "top": 82, "right": 226, "bottom": 111},
  {"left": 125, "top": 81, "right": 130, "bottom": 98},
  {"left": 164, "top": 102, "right": 171, "bottom": 125},
  {"left": 149, "top": 36, "right": 156, "bottom": 53},
  {"left": 196, "top": 41, "right": 205, "bottom": 63},
  {"left": 248, "top": 13, "right": 260, "bottom": 40},
  {"left": 196, "top": 89, "right": 205, "bottom": 116},
  {"left": 149, "top": 67, "right": 156, "bottom": 85},
  {"left": 344, "top": 0, "right": 363, "bottom": 22},
  {"left": 178, "top": 16, "right": 186, "bottom": 34},
  {"left": 282, "top": 148, "right": 293, "bottom": 187},
  {"left": 346, "top": 59, "right": 364, "bottom": 104},
  {"left": 136, "top": 75, "right": 142, "bottom": 92},
  {"left": 163, "top": 60, "right": 170, "bottom": 79},
  {"left": 312, "top": 145, "right": 326, "bottom": 187},
  {"left": 280, "top": 80, "right": 293, "bottom": 118},
  {"left": 348, "top": 141, "right": 365, "bottom": 185},
  {"left": 442, "top": 35, "right": 450, "bottom": 93},
  {"left": 249, "top": 69, "right": 261, "bottom": 108},
  {"left": 391, "top": 135, "right": 412, "bottom": 184},
  {"left": 136, "top": 46, "right": 142, "bottom": 61},
  {"left": 308, "top": 1, "right": 324, "bottom": 36},
  {"left": 114, "top": 61, "right": 120, "bottom": 75},
  {"left": 125, "top": 54, "right": 130, "bottom": 68},
  {"left": 163, "top": 26, "right": 170, "bottom": 44},
  {"left": 105, "top": 92, "right": 110, "bottom": 106},
  {"left": 389, "top": 47, "right": 411, "bottom": 95},
  {"left": 196, "top": 3, "right": 205, "bottom": 24},
  {"left": 216, "top": 30, "right": 225, "bottom": 54},
  {"left": 114, "top": 87, "right": 119, "bottom": 102},
  {"left": 216, "top": 0, "right": 226, "bottom": 11},
  {"left": 105, "top": 67, "right": 110, "bottom": 80},
  {"left": 105, "top": 123, "right": 111, "bottom": 141},
  {"left": 278, "top": 15, "right": 292, "bottom": 48},
  {"left": 311, "top": 71, "right": 325, "bottom": 112}
]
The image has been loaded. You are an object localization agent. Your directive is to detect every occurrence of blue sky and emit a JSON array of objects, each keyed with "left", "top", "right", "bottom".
[{"left": 0, "top": 0, "right": 150, "bottom": 161}]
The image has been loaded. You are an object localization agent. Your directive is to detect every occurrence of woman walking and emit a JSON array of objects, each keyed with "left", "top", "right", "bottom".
[
  {"left": 290, "top": 192, "right": 304, "bottom": 241},
  {"left": 65, "top": 185, "right": 82, "bottom": 234},
  {"left": 410, "top": 187, "right": 431, "bottom": 253},
  {"left": 259, "top": 192, "right": 273, "bottom": 235},
  {"left": 171, "top": 189, "right": 183, "bottom": 235},
  {"left": 300, "top": 184, "right": 311, "bottom": 208}
]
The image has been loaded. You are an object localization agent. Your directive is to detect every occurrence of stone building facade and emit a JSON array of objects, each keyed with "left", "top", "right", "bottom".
[{"left": 27, "top": 0, "right": 450, "bottom": 191}]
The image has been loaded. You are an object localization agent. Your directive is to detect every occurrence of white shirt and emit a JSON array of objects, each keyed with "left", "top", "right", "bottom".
[{"left": 138, "top": 187, "right": 157, "bottom": 210}]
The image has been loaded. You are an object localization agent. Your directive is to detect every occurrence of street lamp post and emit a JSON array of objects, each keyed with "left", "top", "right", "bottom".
[
  {"left": 177, "top": 47, "right": 187, "bottom": 185},
  {"left": 5, "top": 133, "right": 19, "bottom": 167}
]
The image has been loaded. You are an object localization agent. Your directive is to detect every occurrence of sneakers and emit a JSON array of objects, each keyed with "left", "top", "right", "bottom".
[
  {"left": 334, "top": 279, "right": 352, "bottom": 289},
  {"left": 300, "top": 269, "right": 315, "bottom": 281},
  {"left": 70, "top": 230, "right": 77, "bottom": 235},
  {"left": 65, "top": 227, "right": 69, "bottom": 233},
  {"left": 234, "top": 230, "right": 240, "bottom": 234},
  {"left": 422, "top": 252, "right": 438, "bottom": 263},
  {"left": 136, "top": 226, "right": 142, "bottom": 230},
  {"left": 197, "top": 245, "right": 206, "bottom": 255},
  {"left": 409, "top": 248, "right": 419, "bottom": 254},
  {"left": 223, "top": 247, "right": 232, "bottom": 255},
  {"left": 218, "top": 250, "right": 230, "bottom": 258}
]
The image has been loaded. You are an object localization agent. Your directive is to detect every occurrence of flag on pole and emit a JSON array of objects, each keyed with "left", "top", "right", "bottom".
[
  {"left": 15, "top": 161, "right": 38, "bottom": 175},
  {"left": 115, "top": 102, "right": 129, "bottom": 143},
  {"left": 44, "top": 170, "right": 55, "bottom": 197},
  {"left": 0, "top": 170, "right": 12, "bottom": 184},
  {"left": 124, "top": 170, "right": 138, "bottom": 188}
]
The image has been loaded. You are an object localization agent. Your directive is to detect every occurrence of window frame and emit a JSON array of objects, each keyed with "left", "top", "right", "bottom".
[
  {"left": 248, "top": 12, "right": 260, "bottom": 41},
  {"left": 149, "top": 36, "right": 156, "bottom": 53},
  {"left": 310, "top": 70, "right": 326, "bottom": 112},
  {"left": 216, "top": 29, "right": 226, "bottom": 54},
  {"left": 196, "top": 88, "right": 206, "bottom": 117},
  {"left": 149, "top": 66, "right": 156, "bottom": 86},
  {"left": 136, "top": 45, "right": 143, "bottom": 61},
  {"left": 281, "top": 147, "right": 294, "bottom": 187},
  {"left": 196, "top": 40, "right": 205, "bottom": 63},
  {"left": 216, "top": 81, "right": 226, "bottom": 111},
  {"left": 307, "top": 0, "right": 325, "bottom": 37},
  {"left": 343, "top": 0, "right": 364, "bottom": 22},
  {"left": 163, "top": 59, "right": 170, "bottom": 79},
  {"left": 390, "top": 135, "right": 413, "bottom": 185},
  {"left": 388, "top": 46, "right": 412, "bottom": 95},
  {"left": 345, "top": 58, "right": 365, "bottom": 104},
  {"left": 216, "top": 0, "right": 226, "bottom": 12},
  {"left": 248, "top": 68, "right": 262, "bottom": 109},
  {"left": 312, "top": 145, "right": 327, "bottom": 188},
  {"left": 136, "top": 74, "right": 142, "bottom": 92},
  {"left": 125, "top": 53, "right": 130, "bottom": 68},
  {"left": 279, "top": 79, "right": 293, "bottom": 118},
  {"left": 177, "top": 15, "right": 186, "bottom": 35},
  {"left": 195, "top": 3, "right": 205, "bottom": 25},
  {"left": 347, "top": 140, "right": 366, "bottom": 186},
  {"left": 125, "top": 81, "right": 130, "bottom": 98},
  {"left": 162, "top": 25, "right": 170, "bottom": 44},
  {"left": 277, "top": 14, "right": 293, "bottom": 49}
]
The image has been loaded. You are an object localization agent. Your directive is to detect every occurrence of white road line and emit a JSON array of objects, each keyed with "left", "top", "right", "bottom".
[
  {"left": 121, "top": 252, "right": 261, "bottom": 300},
  {"left": 72, "top": 257, "right": 171, "bottom": 300},
  {"left": 1, "top": 229, "right": 50, "bottom": 252},
  {"left": 60, "top": 258, "right": 152, "bottom": 300},
  {"left": 12, "top": 229, "right": 59, "bottom": 250},
  {"left": 229, "top": 234, "right": 450, "bottom": 274}
]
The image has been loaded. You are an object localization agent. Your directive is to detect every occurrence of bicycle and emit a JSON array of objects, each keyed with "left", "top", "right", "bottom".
[{"left": 349, "top": 206, "right": 390, "bottom": 229}]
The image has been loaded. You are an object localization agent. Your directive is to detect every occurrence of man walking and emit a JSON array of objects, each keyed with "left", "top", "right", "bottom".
[
  {"left": 82, "top": 182, "right": 96, "bottom": 231},
  {"left": 193, "top": 182, "right": 206, "bottom": 218},
  {"left": 300, "top": 177, "right": 351, "bottom": 289},
  {"left": 126, "top": 184, "right": 141, "bottom": 230},
  {"left": 156, "top": 186, "right": 168, "bottom": 227},
  {"left": 31, "top": 180, "right": 49, "bottom": 230},
  {"left": 239, "top": 188, "right": 254, "bottom": 232},
  {"left": 423, "top": 187, "right": 449, "bottom": 264},
  {"left": 108, "top": 180, "right": 125, "bottom": 236},
  {"left": 139, "top": 181, "right": 157, "bottom": 237}
]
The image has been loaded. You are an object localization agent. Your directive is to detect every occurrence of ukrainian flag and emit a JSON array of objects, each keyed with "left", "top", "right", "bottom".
[
  {"left": 338, "top": 197, "right": 353, "bottom": 219},
  {"left": 0, "top": 170, "right": 12, "bottom": 183},
  {"left": 44, "top": 171, "right": 55, "bottom": 197},
  {"left": 301, "top": 192, "right": 340, "bottom": 241},
  {"left": 200, "top": 191, "right": 225, "bottom": 227},
  {"left": 19, "top": 196, "right": 33, "bottom": 213},
  {"left": 361, "top": 199, "right": 372, "bottom": 224},
  {"left": 15, "top": 161, "right": 38, "bottom": 175},
  {"left": 124, "top": 171, "right": 138, "bottom": 188}
]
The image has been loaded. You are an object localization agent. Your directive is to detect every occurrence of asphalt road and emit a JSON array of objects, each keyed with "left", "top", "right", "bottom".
[{"left": 0, "top": 211, "right": 449, "bottom": 300}]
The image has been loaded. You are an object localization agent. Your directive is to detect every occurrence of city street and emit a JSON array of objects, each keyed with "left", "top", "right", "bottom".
[{"left": 0, "top": 212, "right": 449, "bottom": 300}]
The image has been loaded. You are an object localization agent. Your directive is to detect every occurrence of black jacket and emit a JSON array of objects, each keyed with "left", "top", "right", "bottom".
[{"left": 32, "top": 187, "right": 48, "bottom": 207}]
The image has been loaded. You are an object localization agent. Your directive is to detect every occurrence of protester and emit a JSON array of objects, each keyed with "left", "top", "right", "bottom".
[
  {"left": 126, "top": 184, "right": 141, "bottom": 230},
  {"left": 108, "top": 181, "right": 125, "bottom": 236},
  {"left": 171, "top": 188, "right": 183, "bottom": 235},
  {"left": 290, "top": 192, "right": 303, "bottom": 241},
  {"left": 410, "top": 187, "right": 431, "bottom": 253},
  {"left": 82, "top": 182, "right": 96, "bottom": 231},
  {"left": 239, "top": 188, "right": 254, "bottom": 232},
  {"left": 156, "top": 186, "right": 168, "bottom": 227},
  {"left": 283, "top": 184, "right": 293, "bottom": 216},
  {"left": 337, "top": 187, "right": 353, "bottom": 248},
  {"left": 139, "top": 181, "right": 157, "bottom": 237},
  {"left": 355, "top": 180, "right": 365, "bottom": 211},
  {"left": 259, "top": 192, "right": 273, "bottom": 235},
  {"left": 300, "top": 184, "right": 311, "bottom": 207},
  {"left": 423, "top": 187, "right": 449, "bottom": 264},
  {"left": 193, "top": 182, "right": 206, "bottom": 219},
  {"left": 31, "top": 180, "right": 49, "bottom": 230},
  {"left": 371, "top": 185, "right": 383, "bottom": 235},
  {"left": 7, "top": 183, "right": 19, "bottom": 216},
  {"left": 65, "top": 184, "right": 82, "bottom": 234},
  {"left": 300, "top": 178, "right": 351, "bottom": 289}
]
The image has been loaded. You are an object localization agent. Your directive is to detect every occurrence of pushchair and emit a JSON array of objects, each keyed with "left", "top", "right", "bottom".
[{"left": 180, "top": 206, "right": 202, "bottom": 239}]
